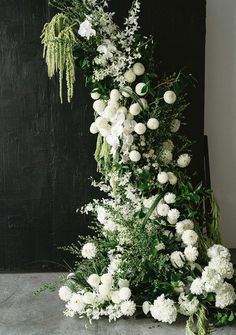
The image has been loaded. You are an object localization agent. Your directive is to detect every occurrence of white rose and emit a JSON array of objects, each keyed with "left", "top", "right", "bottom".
[
  {"left": 87, "top": 273, "right": 101, "bottom": 288},
  {"left": 163, "top": 90, "right": 177, "bottom": 104},
  {"left": 124, "top": 69, "right": 136, "bottom": 83},
  {"left": 119, "top": 287, "right": 131, "bottom": 301},
  {"left": 129, "top": 103, "right": 141, "bottom": 115},
  {"left": 134, "top": 123, "right": 146, "bottom": 135},
  {"left": 129, "top": 150, "right": 141, "bottom": 162},
  {"left": 133, "top": 62, "right": 145, "bottom": 76},
  {"left": 147, "top": 118, "right": 159, "bottom": 130},
  {"left": 135, "top": 83, "right": 147, "bottom": 96}
]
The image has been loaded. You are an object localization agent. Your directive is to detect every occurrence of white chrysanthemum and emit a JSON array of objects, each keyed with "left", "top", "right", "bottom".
[
  {"left": 119, "top": 287, "right": 131, "bottom": 301},
  {"left": 89, "top": 122, "right": 98, "bottom": 134},
  {"left": 182, "top": 229, "right": 198, "bottom": 246},
  {"left": 111, "top": 290, "right": 122, "bottom": 304},
  {"left": 82, "top": 292, "right": 96, "bottom": 305},
  {"left": 120, "top": 300, "right": 136, "bottom": 316},
  {"left": 170, "top": 251, "right": 185, "bottom": 268},
  {"left": 93, "top": 99, "right": 106, "bottom": 114},
  {"left": 129, "top": 150, "right": 141, "bottom": 162},
  {"left": 167, "top": 172, "right": 178, "bottom": 185},
  {"left": 215, "top": 283, "right": 236, "bottom": 309},
  {"left": 124, "top": 69, "right": 136, "bottom": 83},
  {"left": 135, "top": 83, "right": 147, "bottom": 96},
  {"left": 81, "top": 242, "right": 97, "bottom": 259},
  {"left": 110, "top": 89, "right": 121, "bottom": 102},
  {"left": 177, "top": 153, "right": 191, "bottom": 168},
  {"left": 129, "top": 102, "right": 141, "bottom": 115},
  {"left": 201, "top": 266, "right": 223, "bottom": 292},
  {"left": 134, "top": 123, "right": 146, "bottom": 135},
  {"left": 176, "top": 219, "right": 194, "bottom": 235},
  {"left": 101, "top": 273, "right": 113, "bottom": 287},
  {"left": 167, "top": 209, "right": 180, "bottom": 222},
  {"left": 208, "top": 256, "right": 234, "bottom": 279},
  {"left": 150, "top": 294, "right": 177, "bottom": 324},
  {"left": 78, "top": 19, "right": 96, "bottom": 39},
  {"left": 118, "top": 279, "right": 129, "bottom": 288},
  {"left": 87, "top": 273, "right": 100, "bottom": 288},
  {"left": 170, "top": 119, "right": 181, "bottom": 133},
  {"left": 163, "top": 90, "right": 177, "bottom": 104},
  {"left": 207, "top": 244, "right": 231, "bottom": 260},
  {"left": 157, "top": 203, "right": 170, "bottom": 217},
  {"left": 164, "top": 192, "right": 176, "bottom": 204},
  {"left": 142, "top": 301, "right": 151, "bottom": 315},
  {"left": 184, "top": 246, "right": 199, "bottom": 262},
  {"left": 147, "top": 118, "right": 159, "bottom": 130},
  {"left": 59, "top": 286, "right": 72, "bottom": 302},
  {"left": 157, "top": 171, "right": 169, "bottom": 184},
  {"left": 178, "top": 293, "right": 199, "bottom": 316},
  {"left": 133, "top": 62, "right": 145, "bottom": 76},
  {"left": 91, "top": 89, "right": 100, "bottom": 100},
  {"left": 67, "top": 293, "right": 85, "bottom": 313},
  {"left": 190, "top": 278, "right": 205, "bottom": 295}
]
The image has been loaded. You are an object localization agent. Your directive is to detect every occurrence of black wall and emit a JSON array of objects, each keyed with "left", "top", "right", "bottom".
[{"left": 0, "top": 0, "right": 206, "bottom": 271}]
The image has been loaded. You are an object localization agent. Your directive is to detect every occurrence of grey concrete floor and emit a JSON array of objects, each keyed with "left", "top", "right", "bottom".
[{"left": 0, "top": 273, "right": 235, "bottom": 335}]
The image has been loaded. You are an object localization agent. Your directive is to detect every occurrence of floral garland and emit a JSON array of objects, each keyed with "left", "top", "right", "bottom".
[{"left": 41, "top": 0, "right": 236, "bottom": 333}]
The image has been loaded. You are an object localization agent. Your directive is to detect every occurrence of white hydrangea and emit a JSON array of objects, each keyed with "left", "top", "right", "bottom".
[
  {"left": 178, "top": 293, "right": 199, "bottom": 316},
  {"left": 81, "top": 242, "right": 97, "bottom": 259},
  {"left": 170, "top": 251, "right": 185, "bottom": 268},
  {"left": 98, "top": 284, "right": 111, "bottom": 298},
  {"left": 184, "top": 246, "right": 199, "bottom": 262},
  {"left": 201, "top": 266, "right": 223, "bottom": 293},
  {"left": 207, "top": 244, "right": 231, "bottom": 260},
  {"left": 182, "top": 229, "right": 198, "bottom": 246},
  {"left": 157, "top": 171, "right": 169, "bottom": 184},
  {"left": 87, "top": 274, "right": 101, "bottom": 288},
  {"left": 59, "top": 286, "right": 72, "bottom": 302},
  {"left": 150, "top": 294, "right": 177, "bottom": 324},
  {"left": 157, "top": 203, "right": 170, "bottom": 217},
  {"left": 78, "top": 19, "right": 96, "bottom": 39},
  {"left": 143, "top": 195, "right": 156, "bottom": 209},
  {"left": 120, "top": 300, "right": 136, "bottom": 316},
  {"left": 190, "top": 278, "right": 205, "bottom": 295},
  {"left": 177, "top": 154, "right": 191, "bottom": 168},
  {"left": 162, "top": 139, "right": 174, "bottom": 151},
  {"left": 164, "top": 192, "right": 176, "bottom": 204},
  {"left": 176, "top": 219, "right": 194, "bottom": 235},
  {"left": 208, "top": 256, "right": 234, "bottom": 279},
  {"left": 215, "top": 283, "right": 236, "bottom": 309}
]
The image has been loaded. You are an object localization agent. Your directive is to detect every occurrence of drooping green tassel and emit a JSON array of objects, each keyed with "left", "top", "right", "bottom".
[
  {"left": 196, "top": 305, "right": 208, "bottom": 335},
  {"left": 186, "top": 314, "right": 197, "bottom": 335},
  {"left": 208, "top": 195, "right": 222, "bottom": 244}
]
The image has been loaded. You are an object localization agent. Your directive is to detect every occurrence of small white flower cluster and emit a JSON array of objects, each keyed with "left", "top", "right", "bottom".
[
  {"left": 143, "top": 294, "right": 177, "bottom": 324},
  {"left": 190, "top": 244, "right": 236, "bottom": 309},
  {"left": 59, "top": 274, "right": 136, "bottom": 322}
]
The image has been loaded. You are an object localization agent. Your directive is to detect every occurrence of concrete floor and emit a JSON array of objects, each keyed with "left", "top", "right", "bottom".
[{"left": 0, "top": 273, "right": 235, "bottom": 335}]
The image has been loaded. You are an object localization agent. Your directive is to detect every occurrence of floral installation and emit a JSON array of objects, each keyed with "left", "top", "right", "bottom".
[{"left": 41, "top": 0, "right": 236, "bottom": 333}]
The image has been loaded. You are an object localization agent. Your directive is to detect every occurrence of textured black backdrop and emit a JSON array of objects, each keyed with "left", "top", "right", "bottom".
[{"left": 0, "top": 0, "right": 206, "bottom": 271}]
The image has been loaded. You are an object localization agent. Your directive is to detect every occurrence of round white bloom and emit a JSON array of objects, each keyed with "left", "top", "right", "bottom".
[
  {"left": 163, "top": 90, "right": 177, "bottom": 104},
  {"left": 190, "top": 278, "right": 204, "bottom": 295},
  {"left": 110, "top": 89, "right": 120, "bottom": 102},
  {"left": 208, "top": 256, "right": 234, "bottom": 279},
  {"left": 171, "top": 119, "right": 181, "bottom": 133},
  {"left": 98, "top": 284, "right": 111, "bottom": 298},
  {"left": 161, "top": 149, "right": 173, "bottom": 163},
  {"left": 93, "top": 99, "right": 106, "bottom": 114},
  {"left": 177, "top": 153, "right": 191, "bottom": 168},
  {"left": 90, "top": 89, "right": 100, "bottom": 100},
  {"left": 162, "top": 140, "right": 174, "bottom": 151},
  {"left": 89, "top": 122, "right": 98, "bottom": 134},
  {"left": 133, "top": 62, "right": 145, "bottom": 76},
  {"left": 176, "top": 219, "right": 194, "bottom": 235},
  {"left": 168, "top": 209, "right": 180, "bottom": 222},
  {"left": 178, "top": 293, "right": 199, "bottom": 316},
  {"left": 134, "top": 123, "right": 146, "bottom": 135},
  {"left": 215, "top": 283, "right": 236, "bottom": 309},
  {"left": 87, "top": 273, "right": 100, "bottom": 288},
  {"left": 164, "top": 193, "right": 176, "bottom": 204},
  {"left": 129, "top": 103, "right": 141, "bottom": 116},
  {"left": 121, "top": 86, "right": 133, "bottom": 97},
  {"left": 95, "top": 116, "right": 108, "bottom": 129},
  {"left": 120, "top": 300, "right": 136, "bottom": 316},
  {"left": 147, "top": 118, "right": 159, "bottom": 130},
  {"left": 129, "top": 150, "right": 141, "bottom": 162},
  {"left": 135, "top": 83, "right": 147, "bottom": 96},
  {"left": 78, "top": 19, "right": 96, "bottom": 39},
  {"left": 81, "top": 242, "right": 97, "bottom": 259},
  {"left": 182, "top": 229, "right": 198, "bottom": 246},
  {"left": 170, "top": 251, "right": 185, "bottom": 268},
  {"left": 67, "top": 293, "right": 85, "bottom": 313},
  {"left": 157, "top": 203, "right": 170, "bottom": 217},
  {"left": 157, "top": 171, "right": 169, "bottom": 184},
  {"left": 150, "top": 294, "right": 177, "bottom": 324},
  {"left": 207, "top": 244, "right": 231, "bottom": 260},
  {"left": 142, "top": 301, "right": 151, "bottom": 315},
  {"left": 167, "top": 172, "right": 178, "bottom": 185},
  {"left": 101, "top": 273, "right": 113, "bottom": 287},
  {"left": 111, "top": 290, "right": 122, "bottom": 304},
  {"left": 139, "top": 98, "right": 148, "bottom": 110},
  {"left": 82, "top": 292, "right": 96, "bottom": 305},
  {"left": 119, "top": 287, "right": 131, "bottom": 301},
  {"left": 124, "top": 69, "right": 136, "bottom": 83},
  {"left": 59, "top": 286, "right": 72, "bottom": 302},
  {"left": 202, "top": 266, "right": 223, "bottom": 292},
  {"left": 184, "top": 246, "right": 199, "bottom": 262},
  {"left": 118, "top": 279, "right": 129, "bottom": 288}
]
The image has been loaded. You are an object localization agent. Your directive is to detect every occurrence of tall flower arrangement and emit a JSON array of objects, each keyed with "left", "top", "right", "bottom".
[{"left": 41, "top": 0, "right": 236, "bottom": 333}]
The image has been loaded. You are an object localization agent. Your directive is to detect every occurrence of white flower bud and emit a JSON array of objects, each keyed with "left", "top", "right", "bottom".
[
  {"left": 91, "top": 89, "right": 101, "bottom": 100},
  {"left": 135, "top": 83, "right": 147, "bottom": 96},
  {"left": 147, "top": 118, "right": 159, "bottom": 130},
  {"left": 124, "top": 69, "right": 136, "bottom": 83},
  {"left": 134, "top": 123, "right": 146, "bottom": 135},
  {"left": 89, "top": 122, "right": 98, "bottom": 134},
  {"left": 133, "top": 63, "right": 145, "bottom": 76},
  {"left": 163, "top": 90, "right": 177, "bottom": 104}
]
